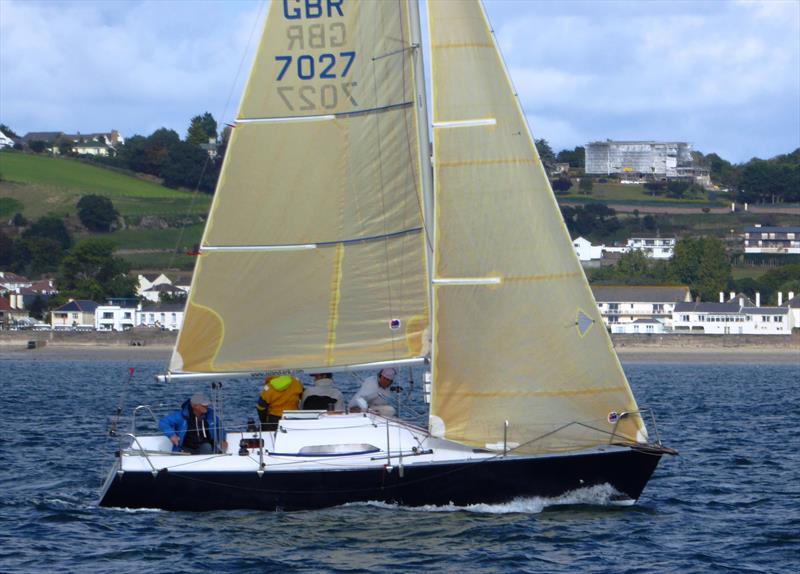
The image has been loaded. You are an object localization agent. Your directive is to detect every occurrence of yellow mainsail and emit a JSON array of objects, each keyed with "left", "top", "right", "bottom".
[
  {"left": 172, "top": 0, "right": 429, "bottom": 373},
  {"left": 427, "top": 0, "right": 645, "bottom": 453}
]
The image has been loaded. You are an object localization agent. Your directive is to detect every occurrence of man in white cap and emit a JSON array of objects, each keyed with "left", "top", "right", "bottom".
[{"left": 348, "top": 368, "right": 397, "bottom": 417}]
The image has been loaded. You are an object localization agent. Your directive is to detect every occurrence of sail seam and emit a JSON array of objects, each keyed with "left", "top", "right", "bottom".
[
  {"left": 437, "top": 158, "right": 538, "bottom": 168},
  {"left": 432, "top": 43, "right": 493, "bottom": 50},
  {"left": 325, "top": 244, "right": 345, "bottom": 366},
  {"left": 455, "top": 387, "right": 629, "bottom": 398}
]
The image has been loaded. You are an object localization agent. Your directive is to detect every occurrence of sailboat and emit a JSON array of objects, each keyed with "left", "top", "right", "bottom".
[{"left": 100, "top": 0, "right": 673, "bottom": 511}]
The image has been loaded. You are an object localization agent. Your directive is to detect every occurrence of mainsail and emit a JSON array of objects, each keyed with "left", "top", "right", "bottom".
[
  {"left": 427, "top": 0, "right": 646, "bottom": 453},
  {"left": 172, "top": 0, "right": 429, "bottom": 373}
]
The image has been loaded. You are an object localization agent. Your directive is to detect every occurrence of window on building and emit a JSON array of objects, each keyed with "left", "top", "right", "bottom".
[
  {"left": 102, "top": 312, "right": 113, "bottom": 319},
  {"left": 774, "top": 316, "right": 782, "bottom": 322},
  {"left": 124, "top": 312, "right": 132, "bottom": 319}
]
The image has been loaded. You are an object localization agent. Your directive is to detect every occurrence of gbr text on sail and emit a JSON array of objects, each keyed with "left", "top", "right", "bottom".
[{"left": 275, "top": 0, "right": 357, "bottom": 111}]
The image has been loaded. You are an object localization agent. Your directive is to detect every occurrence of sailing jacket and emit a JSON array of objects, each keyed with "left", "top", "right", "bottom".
[
  {"left": 257, "top": 375, "right": 304, "bottom": 417},
  {"left": 348, "top": 375, "right": 392, "bottom": 410},
  {"left": 300, "top": 378, "right": 345, "bottom": 411},
  {"left": 159, "top": 399, "right": 226, "bottom": 452}
]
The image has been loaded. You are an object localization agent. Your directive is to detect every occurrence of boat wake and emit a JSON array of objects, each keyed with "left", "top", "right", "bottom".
[{"left": 350, "top": 484, "right": 631, "bottom": 514}]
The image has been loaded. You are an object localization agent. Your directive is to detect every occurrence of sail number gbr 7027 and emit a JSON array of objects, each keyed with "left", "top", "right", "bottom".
[{"left": 274, "top": 52, "right": 358, "bottom": 112}]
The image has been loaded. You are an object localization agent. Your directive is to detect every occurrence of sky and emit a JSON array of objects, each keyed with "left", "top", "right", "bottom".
[{"left": 1, "top": 0, "right": 798, "bottom": 164}]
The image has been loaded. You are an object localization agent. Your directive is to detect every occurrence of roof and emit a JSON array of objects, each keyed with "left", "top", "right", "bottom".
[
  {"left": 22, "top": 131, "right": 63, "bottom": 143},
  {"left": 789, "top": 296, "right": 800, "bottom": 309},
  {"left": 0, "top": 271, "right": 31, "bottom": 283},
  {"left": 141, "top": 302, "right": 185, "bottom": 312},
  {"left": 632, "top": 318, "right": 663, "bottom": 324},
  {"left": 743, "top": 226, "right": 800, "bottom": 233},
  {"left": 54, "top": 300, "right": 99, "bottom": 313},
  {"left": 592, "top": 285, "right": 691, "bottom": 303},
  {"left": 742, "top": 307, "right": 790, "bottom": 315},
  {"left": 145, "top": 283, "right": 184, "bottom": 292},
  {"left": 674, "top": 301, "right": 740, "bottom": 313}
]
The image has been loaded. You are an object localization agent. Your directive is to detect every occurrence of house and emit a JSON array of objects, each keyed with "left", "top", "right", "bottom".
[
  {"left": 71, "top": 140, "right": 109, "bottom": 157},
  {"left": 137, "top": 272, "right": 192, "bottom": 301},
  {"left": 95, "top": 299, "right": 139, "bottom": 331},
  {"left": 0, "top": 297, "right": 11, "bottom": 328},
  {"left": 0, "top": 129, "right": 14, "bottom": 149},
  {"left": 22, "top": 131, "right": 65, "bottom": 153},
  {"left": 0, "top": 271, "right": 33, "bottom": 292},
  {"left": 626, "top": 237, "right": 675, "bottom": 259},
  {"left": 592, "top": 284, "right": 692, "bottom": 329},
  {"left": 673, "top": 293, "right": 792, "bottom": 335},
  {"left": 51, "top": 299, "right": 98, "bottom": 329},
  {"left": 610, "top": 318, "right": 666, "bottom": 335},
  {"left": 743, "top": 225, "right": 800, "bottom": 255},
  {"left": 137, "top": 302, "right": 185, "bottom": 331},
  {"left": 140, "top": 283, "right": 187, "bottom": 303},
  {"left": 572, "top": 237, "right": 605, "bottom": 262}
]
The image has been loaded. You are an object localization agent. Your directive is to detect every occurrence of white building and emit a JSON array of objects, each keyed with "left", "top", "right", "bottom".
[
  {"left": 136, "top": 302, "right": 184, "bottom": 331},
  {"left": 626, "top": 237, "right": 675, "bottom": 259},
  {"left": 743, "top": 225, "right": 800, "bottom": 255},
  {"left": 672, "top": 293, "right": 793, "bottom": 335},
  {"left": 96, "top": 303, "right": 137, "bottom": 331},
  {"left": 585, "top": 140, "right": 693, "bottom": 178},
  {"left": 610, "top": 318, "right": 666, "bottom": 334},
  {"left": 0, "top": 129, "right": 14, "bottom": 149},
  {"left": 572, "top": 237, "right": 605, "bottom": 261},
  {"left": 137, "top": 272, "right": 191, "bottom": 301},
  {"left": 572, "top": 237, "right": 674, "bottom": 262},
  {"left": 592, "top": 285, "right": 691, "bottom": 329}
]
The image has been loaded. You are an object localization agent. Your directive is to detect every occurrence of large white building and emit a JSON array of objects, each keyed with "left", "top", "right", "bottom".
[
  {"left": 572, "top": 237, "right": 675, "bottom": 262},
  {"left": 592, "top": 285, "right": 692, "bottom": 329},
  {"left": 672, "top": 293, "right": 794, "bottom": 335},
  {"left": 585, "top": 140, "right": 693, "bottom": 177}
]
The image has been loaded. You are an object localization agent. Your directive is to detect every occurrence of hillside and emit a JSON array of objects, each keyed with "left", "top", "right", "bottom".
[
  {"left": 0, "top": 151, "right": 209, "bottom": 270},
  {"left": 0, "top": 151, "right": 211, "bottom": 220}
]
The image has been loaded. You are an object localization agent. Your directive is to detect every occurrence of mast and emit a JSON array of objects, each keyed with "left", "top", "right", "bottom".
[{"left": 408, "top": 0, "right": 435, "bottom": 315}]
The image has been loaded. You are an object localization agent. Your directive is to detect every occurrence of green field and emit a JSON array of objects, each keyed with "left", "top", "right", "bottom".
[
  {"left": 0, "top": 151, "right": 211, "bottom": 219},
  {"left": 558, "top": 182, "right": 727, "bottom": 206}
]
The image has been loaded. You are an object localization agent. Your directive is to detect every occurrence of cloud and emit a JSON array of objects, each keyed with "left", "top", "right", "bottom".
[
  {"left": 487, "top": 0, "right": 799, "bottom": 161},
  {"left": 0, "top": 0, "right": 797, "bottom": 162},
  {"left": 0, "top": 0, "right": 266, "bottom": 136}
]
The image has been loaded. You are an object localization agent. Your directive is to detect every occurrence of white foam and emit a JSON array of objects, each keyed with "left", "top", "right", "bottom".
[{"left": 347, "top": 484, "right": 630, "bottom": 514}]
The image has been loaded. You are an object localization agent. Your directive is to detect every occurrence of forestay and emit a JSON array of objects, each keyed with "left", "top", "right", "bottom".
[
  {"left": 171, "top": 0, "right": 429, "bottom": 373},
  {"left": 427, "top": 0, "right": 645, "bottom": 453}
]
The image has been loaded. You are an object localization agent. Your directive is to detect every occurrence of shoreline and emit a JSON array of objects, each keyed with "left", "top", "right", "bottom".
[{"left": 1, "top": 342, "right": 796, "bottom": 364}]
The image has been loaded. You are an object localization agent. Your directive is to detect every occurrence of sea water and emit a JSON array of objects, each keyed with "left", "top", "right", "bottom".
[{"left": 0, "top": 357, "right": 798, "bottom": 573}]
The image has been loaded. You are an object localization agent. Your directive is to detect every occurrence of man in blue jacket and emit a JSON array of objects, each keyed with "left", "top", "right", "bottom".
[{"left": 159, "top": 392, "right": 227, "bottom": 454}]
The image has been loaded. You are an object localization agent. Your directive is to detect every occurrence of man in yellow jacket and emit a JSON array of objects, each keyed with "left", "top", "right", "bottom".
[{"left": 257, "top": 375, "right": 304, "bottom": 431}]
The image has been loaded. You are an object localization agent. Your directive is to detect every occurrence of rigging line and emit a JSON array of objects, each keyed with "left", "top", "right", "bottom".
[{"left": 168, "top": 0, "right": 268, "bottom": 270}]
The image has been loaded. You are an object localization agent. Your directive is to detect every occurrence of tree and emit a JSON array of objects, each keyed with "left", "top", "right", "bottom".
[
  {"left": 551, "top": 177, "right": 572, "bottom": 193},
  {"left": 535, "top": 139, "right": 556, "bottom": 172},
  {"left": 29, "top": 140, "right": 47, "bottom": 153},
  {"left": 160, "top": 140, "right": 214, "bottom": 191},
  {"left": 556, "top": 146, "right": 585, "bottom": 169},
  {"left": 578, "top": 177, "right": 593, "bottom": 194},
  {"left": 186, "top": 112, "right": 218, "bottom": 146},
  {"left": 0, "top": 229, "right": 13, "bottom": 266},
  {"left": 0, "top": 123, "right": 19, "bottom": 138},
  {"left": 57, "top": 238, "right": 135, "bottom": 300},
  {"left": 671, "top": 237, "right": 731, "bottom": 301},
  {"left": 22, "top": 215, "right": 72, "bottom": 250},
  {"left": 12, "top": 237, "right": 64, "bottom": 274},
  {"left": 77, "top": 195, "right": 119, "bottom": 232},
  {"left": 11, "top": 213, "right": 28, "bottom": 227},
  {"left": 29, "top": 295, "right": 47, "bottom": 320}
]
